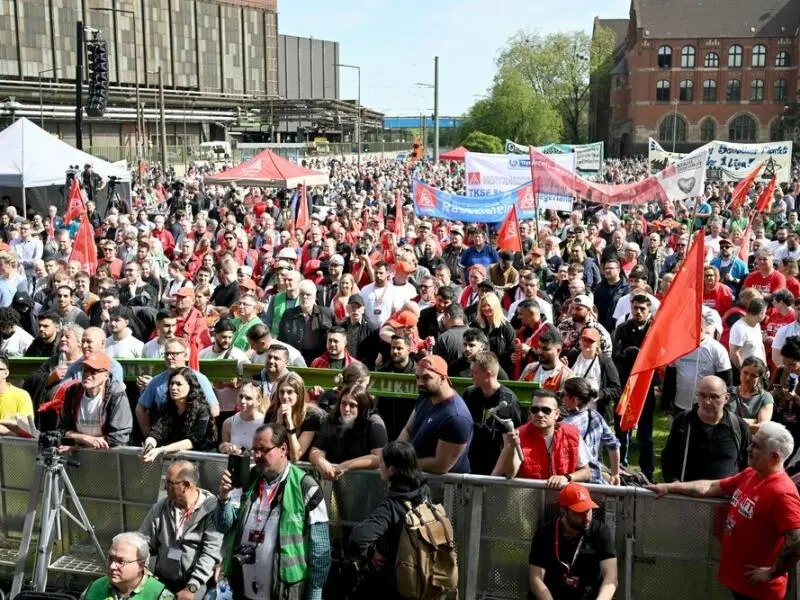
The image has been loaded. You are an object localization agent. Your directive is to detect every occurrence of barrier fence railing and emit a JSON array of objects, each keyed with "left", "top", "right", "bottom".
[
  {"left": 8, "top": 358, "right": 540, "bottom": 404},
  {"left": 1, "top": 438, "right": 792, "bottom": 600}
]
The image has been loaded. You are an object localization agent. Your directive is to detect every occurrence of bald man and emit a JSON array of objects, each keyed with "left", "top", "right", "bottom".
[
  {"left": 661, "top": 376, "right": 751, "bottom": 482},
  {"left": 63, "top": 327, "right": 125, "bottom": 383},
  {"left": 139, "top": 461, "right": 222, "bottom": 599}
]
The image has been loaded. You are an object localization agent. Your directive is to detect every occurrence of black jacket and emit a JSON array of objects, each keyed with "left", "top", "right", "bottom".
[
  {"left": 119, "top": 282, "right": 159, "bottom": 309},
  {"left": 417, "top": 306, "right": 441, "bottom": 340},
  {"left": 433, "top": 325, "right": 469, "bottom": 365},
  {"left": 612, "top": 318, "right": 652, "bottom": 386},
  {"left": 278, "top": 305, "right": 335, "bottom": 363}
]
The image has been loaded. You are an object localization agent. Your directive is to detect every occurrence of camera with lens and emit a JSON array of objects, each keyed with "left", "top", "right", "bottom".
[
  {"left": 39, "top": 430, "right": 63, "bottom": 451},
  {"left": 355, "top": 246, "right": 367, "bottom": 256},
  {"left": 232, "top": 544, "right": 256, "bottom": 567}
]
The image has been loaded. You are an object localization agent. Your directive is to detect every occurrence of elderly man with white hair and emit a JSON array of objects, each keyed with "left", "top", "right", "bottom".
[
  {"left": 278, "top": 279, "right": 335, "bottom": 364},
  {"left": 80, "top": 531, "right": 174, "bottom": 599},
  {"left": 650, "top": 421, "right": 800, "bottom": 600}
]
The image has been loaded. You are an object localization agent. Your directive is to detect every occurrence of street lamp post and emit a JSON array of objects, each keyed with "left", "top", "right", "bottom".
[
  {"left": 38, "top": 68, "right": 61, "bottom": 128},
  {"left": 146, "top": 68, "right": 167, "bottom": 167},
  {"left": 335, "top": 63, "right": 361, "bottom": 169},
  {"left": 671, "top": 98, "right": 679, "bottom": 153},
  {"left": 415, "top": 56, "right": 441, "bottom": 162}
]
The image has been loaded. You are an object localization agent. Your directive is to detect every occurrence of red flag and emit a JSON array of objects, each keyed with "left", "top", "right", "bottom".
[
  {"left": 616, "top": 233, "right": 705, "bottom": 431},
  {"left": 46, "top": 216, "right": 55, "bottom": 243},
  {"left": 497, "top": 205, "right": 522, "bottom": 253},
  {"left": 294, "top": 184, "right": 310, "bottom": 232},
  {"left": 728, "top": 163, "right": 762, "bottom": 212},
  {"left": 68, "top": 214, "right": 98, "bottom": 275},
  {"left": 394, "top": 191, "right": 404, "bottom": 239},
  {"left": 754, "top": 177, "right": 777, "bottom": 214},
  {"left": 63, "top": 178, "right": 86, "bottom": 224}
]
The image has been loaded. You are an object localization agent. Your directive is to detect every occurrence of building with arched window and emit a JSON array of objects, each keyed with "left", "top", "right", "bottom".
[{"left": 590, "top": 0, "right": 800, "bottom": 156}]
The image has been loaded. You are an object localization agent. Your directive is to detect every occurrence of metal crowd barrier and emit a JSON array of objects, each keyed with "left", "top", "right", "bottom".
[
  {"left": 8, "top": 358, "right": 541, "bottom": 404},
  {"left": 0, "top": 438, "right": 783, "bottom": 600}
]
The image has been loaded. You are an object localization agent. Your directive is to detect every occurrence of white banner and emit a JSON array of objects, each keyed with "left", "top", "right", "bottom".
[
  {"left": 506, "top": 140, "right": 604, "bottom": 175},
  {"left": 648, "top": 138, "right": 793, "bottom": 182},
  {"left": 465, "top": 152, "right": 577, "bottom": 212}
]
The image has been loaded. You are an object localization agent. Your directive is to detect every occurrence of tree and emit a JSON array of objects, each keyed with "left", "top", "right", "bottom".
[
  {"left": 782, "top": 102, "right": 800, "bottom": 145},
  {"left": 461, "top": 131, "right": 504, "bottom": 154},
  {"left": 459, "top": 71, "right": 562, "bottom": 147},
  {"left": 496, "top": 28, "right": 616, "bottom": 144}
]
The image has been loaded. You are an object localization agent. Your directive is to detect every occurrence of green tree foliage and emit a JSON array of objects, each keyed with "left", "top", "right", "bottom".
[
  {"left": 493, "top": 28, "right": 617, "bottom": 144},
  {"left": 459, "top": 71, "right": 562, "bottom": 147},
  {"left": 461, "top": 131, "right": 505, "bottom": 154}
]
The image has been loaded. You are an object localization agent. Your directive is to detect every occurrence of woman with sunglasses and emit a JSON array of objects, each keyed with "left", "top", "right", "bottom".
[{"left": 494, "top": 389, "right": 591, "bottom": 488}]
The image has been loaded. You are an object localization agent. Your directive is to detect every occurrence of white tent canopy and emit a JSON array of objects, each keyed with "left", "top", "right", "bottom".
[{"left": 0, "top": 117, "right": 130, "bottom": 188}]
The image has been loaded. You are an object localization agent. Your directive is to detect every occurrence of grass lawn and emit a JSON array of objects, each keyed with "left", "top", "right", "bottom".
[{"left": 626, "top": 410, "right": 672, "bottom": 483}]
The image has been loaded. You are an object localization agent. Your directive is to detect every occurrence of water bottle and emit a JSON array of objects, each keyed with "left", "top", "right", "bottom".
[
  {"left": 788, "top": 372, "right": 798, "bottom": 395},
  {"left": 58, "top": 351, "right": 68, "bottom": 368}
]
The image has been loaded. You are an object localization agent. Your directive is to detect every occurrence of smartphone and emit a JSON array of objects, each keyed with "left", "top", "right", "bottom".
[{"left": 227, "top": 452, "right": 251, "bottom": 489}]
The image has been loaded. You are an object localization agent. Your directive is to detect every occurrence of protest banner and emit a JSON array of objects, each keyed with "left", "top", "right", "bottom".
[
  {"left": 465, "top": 152, "right": 576, "bottom": 198},
  {"left": 648, "top": 138, "right": 793, "bottom": 182},
  {"left": 506, "top": 139, "right": 604, "bottom": 176},
  {"left": 531, "top": 146, "right": 708, "bottom": 207},
  {"left": 412, "top": 178, "right": 572, "bottom": 224}
]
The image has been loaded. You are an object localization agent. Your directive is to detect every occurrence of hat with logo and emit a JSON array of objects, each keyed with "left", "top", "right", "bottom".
[
  {"left": 573, "top": 295, "right": 594, "bottom": 310},
  {"left": 559, "top": 482, "right": 599, "bottom": 512}
]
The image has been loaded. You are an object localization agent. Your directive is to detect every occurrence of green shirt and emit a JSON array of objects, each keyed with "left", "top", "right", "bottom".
[{"left": 82, "top": 573, "right": 174, "bottom": 600}]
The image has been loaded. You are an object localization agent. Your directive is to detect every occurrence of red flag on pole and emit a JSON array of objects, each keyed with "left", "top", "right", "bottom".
[
  {"left": 728, "top": 163, "right": 762, "bottom": 212},
  {"left": 497, "top": 205, "right": 522, "bottom": 253},
  {"left": 63, "top": 178, "right": 86, "bottom": 225},
  {"left": 294, "top": 183, "right": 310, "bottom": 232},
  {"left": 616, "top": 233, "right": 705, "bottom": 431},
  {"left": 738, "top": 177, "right": 777, "bottom": 260},
  {"left": 394, "top": 191, "right": 404, "bottom": 239},
  {"left": 68, "top": 214, "right": 98, "bottom": 275}
]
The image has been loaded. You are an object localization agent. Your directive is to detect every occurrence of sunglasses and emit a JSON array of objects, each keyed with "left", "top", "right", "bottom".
[{"left": 530, "top": 406, "right": 554, "bottom": 415}]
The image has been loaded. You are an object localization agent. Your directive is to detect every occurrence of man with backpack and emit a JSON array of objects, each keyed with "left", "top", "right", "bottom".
[{"left": 661, "top": 375, "right": 751, "bottom": 482}]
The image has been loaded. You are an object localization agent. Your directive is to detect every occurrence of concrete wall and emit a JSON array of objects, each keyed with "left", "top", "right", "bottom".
[{"left": 277, "top": 34, "right": 339, "bottom": 100}]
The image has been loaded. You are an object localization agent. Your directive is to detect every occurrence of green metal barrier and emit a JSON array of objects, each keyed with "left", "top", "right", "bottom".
[{"left": 9, "top": 358, "right": 539, "bottom": 403}]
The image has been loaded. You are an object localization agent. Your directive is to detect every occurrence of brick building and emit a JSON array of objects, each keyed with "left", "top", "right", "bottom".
[{"left": 590, "top": 0, "right": 800, "bottom": 157}]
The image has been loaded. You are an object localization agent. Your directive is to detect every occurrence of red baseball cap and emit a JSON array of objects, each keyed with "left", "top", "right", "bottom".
[
  {"left": 417, "top": 355, "right": 451, "bottom": 383},
  {"left": 559, "top": 483, "right": 599, "bottom": 513},
  {"left": 239, "top": 278, "right": 257, "bottom": 291},
  {"left": 387, "top": 310, "right": 418, "bottom": 328},
  {"left": 82, "top": 353, "right": 112, "bottom": 373},
  {"left": 174, "top": 287, "right": 195, "bottom": 298}
]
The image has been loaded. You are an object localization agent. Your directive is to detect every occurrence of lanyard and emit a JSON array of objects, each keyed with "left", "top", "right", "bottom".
[
  {"left": 554, "top": 518, "right": 584, "bottom": 573},
  {"left": 175, "top": 504, "right": 196, "bottom": 541}
]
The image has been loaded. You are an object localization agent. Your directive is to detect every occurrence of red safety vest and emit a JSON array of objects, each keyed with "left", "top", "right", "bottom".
[{"left": 517, "top": 422, "right": 581, "bottom": 480}]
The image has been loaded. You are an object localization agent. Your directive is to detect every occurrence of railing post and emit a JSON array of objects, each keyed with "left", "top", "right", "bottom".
[{"left": 464, "top": 484, "right": 483, "bottom": 600}]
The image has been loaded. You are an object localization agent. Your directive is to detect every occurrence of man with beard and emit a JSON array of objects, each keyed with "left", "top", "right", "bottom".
[
  {"left": 257, "top": 344, "right": 290, "bottom": 398},
  {"left": 216, "top": 423, "right": 330, "bottom": 600},
  {"left": 139, "top": 461, "right": 222, "bottom": 598},
  {"left": 418, "top": 285, "right": 453, "bottom": 339},
  {"left": 398, "top": 355, "right": 473, "bottom": 474},
  {"left": 142, "top": 311, "right": 177, "bottom": 359},
  {"left": 528, "top": 483, "right": 618, "bottom": 600},
  {"left": 520, "top": 327, "right": 574, "bottom": 392},
  {"left": 119, "top": 262, "right": 158, "bottom": 309},
  {"left": 310, "top": 326, "right": 357, "bottom": 370},
  {"left": 316, "top": 253, "right": 344, "bottom": 307},
  {"left": 557, "top": 295, "right": 612, "bottom": 357},
  {"left": 199, "top": 319, "right": 250, "bottom": 427},
  {"left": 339, "top": 294, "right": 377, "bottom": 367},
  {"left": 711, "top": 238, "right": 748, "bottom": 295},
  {"left": 450, "top": 327, "right": 510, "bottom": 380},
  {"left": 594, "top": 259, "right": 629, "bottom": 333},
  {"left": 52, "top": 285, "right": 90, "bottom": 328},
  {"left": 24, "top": 310, "right": 59, "bottom": 357},
  {"left": 378, "top": 333, "right": 416, "bottom": 374},
  {"left": 279, "top": 279, "right": 335, "bottom": 365},
  {"left": 776, "top": 231, "right": 800, "bottom": 263},
  {"left": 433, "top": 303, "right": 469, "bottom": 366},
  {"left": 441, "top": 226, "right": 465, "bottom": 284},
  {"left": 743, "top": 248, "right": 787, "bottom": 297},
  {"left": 433, "top": 264, "right": 463, "bottom": 298},
  {"left": 463, "top": 351, "right": 523, "bottom": 475}
]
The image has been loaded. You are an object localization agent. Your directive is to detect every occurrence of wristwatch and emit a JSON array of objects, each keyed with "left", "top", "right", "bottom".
[
  {"left": 287, "top": 427, "right": 297, "bottom": 435},
  {"left": 187, "top": 583, "right": 199, "bottom": 594},
  {"left": 564, "top": 474, "right": 573, "bottom": 482}
]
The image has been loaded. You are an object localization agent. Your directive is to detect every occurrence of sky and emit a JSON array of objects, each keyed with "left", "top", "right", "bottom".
[{"left": 278, "top": 0, "right": 631, "bottom": 117}]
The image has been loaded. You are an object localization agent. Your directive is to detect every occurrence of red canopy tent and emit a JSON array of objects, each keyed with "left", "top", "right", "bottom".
[
  {"left": 439, "top": 146, "right": 468, "bottom": 161},
  {"left": 204, "top": 149, "right": 329, "bottom": 188}
]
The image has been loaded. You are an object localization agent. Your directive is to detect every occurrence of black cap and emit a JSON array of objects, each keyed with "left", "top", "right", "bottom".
[
  {"left": 348, "top": 294, "right": 365, "bottom": 306},
  {"left": 477, "top": 280, "right": 496, "bottom": 292}
]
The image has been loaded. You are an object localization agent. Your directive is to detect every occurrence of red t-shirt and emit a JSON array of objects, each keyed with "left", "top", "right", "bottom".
[
  {"left": 742, "top": 271, "right": 787, "bottom": 296},
  {"left": 786, "top": 276, "right": 800, "bottom": 299},
  {"left": 703, "top": 284, "right": 734, "bottom": 316},
  {"left": 718, "top": 468, "right": 800, "bottom": 598}
]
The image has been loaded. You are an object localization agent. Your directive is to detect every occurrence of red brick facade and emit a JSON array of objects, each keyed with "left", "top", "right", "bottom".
[{"left": 592, "top": 2, "right": 800, "bottom": 156}]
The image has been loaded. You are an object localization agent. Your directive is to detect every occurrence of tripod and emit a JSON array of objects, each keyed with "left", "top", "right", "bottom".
[{"left": 10, "top": 450, "right": 105, "bottom": 598}]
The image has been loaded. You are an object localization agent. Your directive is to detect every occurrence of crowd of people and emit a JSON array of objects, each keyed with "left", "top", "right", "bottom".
[{"left": 0, "top": 151, "right": 800, "bottom": 598}]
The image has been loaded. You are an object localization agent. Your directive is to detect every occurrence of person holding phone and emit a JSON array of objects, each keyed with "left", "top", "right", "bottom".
[{"left": 263, "top": 372, "right": 324, "bottom": 462}]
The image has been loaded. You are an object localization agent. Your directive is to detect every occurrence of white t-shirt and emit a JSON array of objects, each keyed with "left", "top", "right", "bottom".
[
  {"left": 360, "top": 282, "right": 403, "bottom": 330},
  {"left": 775, "top": 246, "right": 800, "bottom": 263},
  {"left": 0, "top": 326, "right": 33, "bottom": 357},
  {"left": 571, "top": 354, "right": 602, "bottom": 391},
  {"left": 729, "top": 319, "right": 766, "bottom": 363},
  {"left": 773, "top": 321, "right": 800, "bottom": 353},
  {"left": 240, "top": 465, "right": 328, "bottom": 600},
  {"left": 105, "top": 331, "right": 144, "bottom": 359},
  {"left": 142, "top": 338, "right": 167, "bottom": 359},
  {"left": 508, "top": 296, "right": 554, "bottom": 325},
  {"left": 671, "top": 336, "right": 732, "bottom": 410},
  {"left": 76, "top": 392, "right": 103, "bottom": 436},
  {"left": 613, "top": 293, "right": 661, "bottom": 326}
]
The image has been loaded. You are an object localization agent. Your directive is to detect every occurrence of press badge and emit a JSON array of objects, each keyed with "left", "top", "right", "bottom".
[
  {"left": 563, "top": 574, "right": 580, "bottom": 588},
  {"left": 249, "top": 530, "right": 265, "bottom": 544},
  {"left": 168, "top": 547, "right": 182, "bottom": 561},
  {"left": 374, "top": 309, "right": 382, "bottom": 315}
]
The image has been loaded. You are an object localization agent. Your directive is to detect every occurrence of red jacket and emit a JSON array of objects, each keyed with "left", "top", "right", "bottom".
[
  {"left": 310, "top": 350, "right": 358, "bottom": 369},
  {"left": 517, "top": 422, "right": 581, "bottom": 480}
]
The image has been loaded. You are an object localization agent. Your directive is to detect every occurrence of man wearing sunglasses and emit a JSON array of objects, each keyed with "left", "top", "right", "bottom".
[{"left": 495, "top": 389, "right": 590, "bottom": 489}]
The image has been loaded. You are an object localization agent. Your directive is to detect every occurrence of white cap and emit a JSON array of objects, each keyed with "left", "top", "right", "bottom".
[{"left": 276, "top": 248, "right": 297, "bottom": 260}]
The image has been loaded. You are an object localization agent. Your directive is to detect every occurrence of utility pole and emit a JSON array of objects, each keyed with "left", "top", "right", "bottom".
[
  {"left": 75, "top": 21, "right": 84, "bottom": 149},
  {"left": 433, "top": 56, "right": 439, "bottom": 163},
  {"left": 158, "top": 66, "right": 167, "bottom": 167},
  {"left": 335, "top": 63, "right": 361, "bottom": 170}
]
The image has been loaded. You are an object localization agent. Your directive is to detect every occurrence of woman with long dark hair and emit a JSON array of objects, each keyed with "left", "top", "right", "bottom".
[
  {"left": 310, "top": 384, "right": 388, "bottom": 480},
  {"left": 140, "top": 367, "right": 216, "bottom": 462},
  {"left": 729, "top": 355, "right": 773, "bottom": 430},
  {"left": 347, "top": 440, "right": 429, "bottom": 598},
  {"left": 264, "top": 371, "right": 325, "bottom": 462}
]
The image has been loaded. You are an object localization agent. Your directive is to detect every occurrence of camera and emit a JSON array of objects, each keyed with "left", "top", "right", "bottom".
[
  {"left": 232, "top": 544, "right": 257, "bottom": 567},
  {"left": 38, "top": 430, "right": 63, "bottom": 451},
  {"left": 355, "top": 246, "right": 366, "bottom": 256}
]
